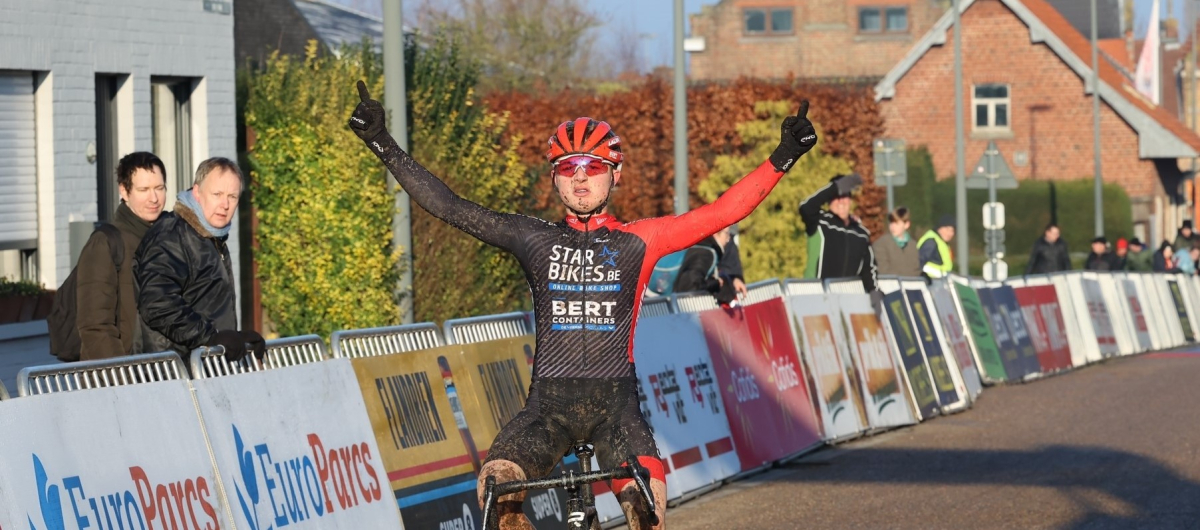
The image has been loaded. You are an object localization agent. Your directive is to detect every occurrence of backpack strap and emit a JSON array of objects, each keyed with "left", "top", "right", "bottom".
[{"left": 94, "top": 223, "right": 125, "bottom": 272}]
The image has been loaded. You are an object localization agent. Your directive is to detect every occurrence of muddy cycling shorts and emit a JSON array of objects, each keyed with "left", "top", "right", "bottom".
[{"left": 485, "top": 377, "right": 663, "bottom": 486}]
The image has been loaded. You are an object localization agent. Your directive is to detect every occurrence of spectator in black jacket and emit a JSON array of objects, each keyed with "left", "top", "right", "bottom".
[
  {"left": 135, "top": 157, "right": 266, "bottom": 363},
  {"left": 1153, "top": 241, "right": 1178, "bottom": 272},
  {"left": 1025, "top": 224, "right": 1071, "bottom": 274},
  {"left": 718, "top": 224, "right": 748, "bottom": 300},
  {"left": 673, "top": 228, "right": 730, "bottom": 295},
  {"left": 800, "top": 174, "right": 882, "bottom": 311},
  {"left": 1084, "top": 236, "right": 1120, "bottom": 271}
]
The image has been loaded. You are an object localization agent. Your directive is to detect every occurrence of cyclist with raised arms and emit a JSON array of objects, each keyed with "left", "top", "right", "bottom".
[{"left": 349, "top": 81, "right": 818, "bottom": 529}]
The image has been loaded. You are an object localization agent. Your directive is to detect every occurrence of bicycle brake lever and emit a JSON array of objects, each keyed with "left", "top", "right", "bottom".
[
  {"left": 481, "top": 475, "right": 497, "bottom": 530},
  {"left": 626, "top": 457, "right": 660, "bottom": 527}
]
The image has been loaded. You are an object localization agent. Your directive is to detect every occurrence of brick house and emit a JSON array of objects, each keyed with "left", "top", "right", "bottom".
[
  {"left": 0, "top": 1, "right": 238, "bottom": 295},
  {"left": 688, "top": 0, "right": 950, "bottom": 82},
  {"left": 874, "top": 0, "right": 1200, "bottom": 244}
]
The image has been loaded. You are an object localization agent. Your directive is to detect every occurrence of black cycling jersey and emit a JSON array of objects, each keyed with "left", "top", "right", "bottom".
[{"left": 365, "top": 131, "right": 787, "bottom": 379}]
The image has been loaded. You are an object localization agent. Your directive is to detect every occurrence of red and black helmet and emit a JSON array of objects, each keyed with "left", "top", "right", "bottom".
[{"left": 545, "top": 117, "right": 624, "bottom": 166}]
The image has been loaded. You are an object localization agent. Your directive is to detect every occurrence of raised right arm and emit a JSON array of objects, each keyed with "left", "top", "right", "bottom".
[{"left": 348, "top": 81, "right": 523, "bottom": 251}]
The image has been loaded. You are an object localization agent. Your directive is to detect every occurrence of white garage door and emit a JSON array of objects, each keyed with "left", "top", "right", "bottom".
[{"left": 0, "top": 72, "right": 37, "bottom": 249}]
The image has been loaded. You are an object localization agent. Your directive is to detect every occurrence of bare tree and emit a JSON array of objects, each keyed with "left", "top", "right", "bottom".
[{"left": 416, "top": 0, "right": 600, "bottom": 92}]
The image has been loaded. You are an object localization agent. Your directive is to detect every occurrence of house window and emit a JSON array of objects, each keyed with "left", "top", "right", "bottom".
[
  {"left": 151, "top": 78, "right": 194, "bottom": 201},
  {"left": 973, "top": 84, "right": 1011, "bottom": 132},
  {"left": 744, "top": 8, "right": 794, "bottom": 35},
  {"left": 858, "top": 6, "right": 908, "bottom": 33}
]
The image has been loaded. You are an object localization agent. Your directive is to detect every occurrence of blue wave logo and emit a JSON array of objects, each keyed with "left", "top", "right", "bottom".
[
  {"left": 27, "top": 455, "right": 66, "bottom": 530},
  {"left": 234, "top": 425, "right": 263, "bottom": 530}
]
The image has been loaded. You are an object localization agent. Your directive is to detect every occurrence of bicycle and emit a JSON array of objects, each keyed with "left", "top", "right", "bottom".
[{"left": 480, "top": 442, "right": 661, "bottom": 530}]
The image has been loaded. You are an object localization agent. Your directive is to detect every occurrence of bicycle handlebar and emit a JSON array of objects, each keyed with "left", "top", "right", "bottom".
[
  {"left": 481, "top": 456, "right": 660, "bottom": 528},
  {"left": 493, "top": 466, "right": 637, "bottom": 497}
]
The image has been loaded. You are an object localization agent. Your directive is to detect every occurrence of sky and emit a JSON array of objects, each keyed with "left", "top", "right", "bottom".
[
  {"left": 327, "top": 0, "right": 712, "bottom": 71},
  {"left": 328, "top": 0, "right": 1187, "bottom": 70}
]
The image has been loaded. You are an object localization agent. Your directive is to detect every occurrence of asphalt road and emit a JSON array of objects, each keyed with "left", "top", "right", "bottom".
[{"left": 659, "top": 351, "right": 1200, "bottom": 530}]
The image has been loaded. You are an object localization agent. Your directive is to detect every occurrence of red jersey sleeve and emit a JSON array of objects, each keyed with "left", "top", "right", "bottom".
[{"left": 625, "top": 160, "right": 785, "bottom": 262}]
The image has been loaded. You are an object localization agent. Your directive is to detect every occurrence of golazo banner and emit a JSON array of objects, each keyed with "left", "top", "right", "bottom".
[
  {"left": 192, "top": 359, "right": 402, "bottom": 530},
  {"left": 1120, "top": 279, "right": 1154, "bottom": 351},
  {"left": 631, "top": 313, "right": 741, "bottom": 499},
  {"left": 0, "top": 380, "right": 231, "bottom": 530},
  {"left": 905, "top": 290, "right": 964, "bottom": 410},
  {"left": 700, "top": 300, "right": 823, "bottom": 471},
  {"left": 976, "top": 287, "right": 1027, "bottom": 381},
  {"left": 930, "top": 283, "right": 984, "bottom": 400},
  {"left": 881, "top": 291, "right": 938, "bottom": 419},
  {"left": 1081, "top": 278, "right": 1120, "bottom": 357},
  {"left": 1013, "top": 285, "right": 1073, "bottom": 372},
  {"left": 786, "top": 294, "right": 866, "bottom": 440},
  {"left": 952, "top": 283, "right": 1007, "bottom": 383},
  {"left": 1167, "top": 279, "right": 1197, "bottom": 342},
  {"left": 838, "top": 293, "right": 917, "bottom": 429},
  {"left": 991, "top": 286, "right": 1043, "bottom": 378},
  {"left": 351, "top": 345, "right": 481, "bottom": 530}
]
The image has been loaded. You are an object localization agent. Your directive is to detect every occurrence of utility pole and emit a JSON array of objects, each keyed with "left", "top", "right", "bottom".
[
  {"left": 673, "top": 0, "right": 688, "bottom": 215},
  {"left": 953, "top": 0, "right": 967, "bottom": 275},
  {"left": 1091, "top": 0, "right": 1104, "bottom": 237},
  {"left": 384, "top": 0, "right": 414, "bottom": 323}
]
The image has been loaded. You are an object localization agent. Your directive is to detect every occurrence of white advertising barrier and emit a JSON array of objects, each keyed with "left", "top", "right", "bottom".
[
  {"left": 0, "top": 380, "right": 233, "bottom": 530},
  {"left": 1147, "top": 273, "right": 1181, "bottom": 348},
  {"left": 1155, "top": 275, "right": 1189, "bottom": 347},
  {"left": 1180, "top": 275, "right": 1200, "bottom": 340},
  {"left": 1116, "top": 276, "right": 1154, "bottom": 352},
  {"left": 928, "top": 281, "right": 984, "bottom": 401},
  {"left": 1086, "top": 272, "right": 1137, "bottom": 357},
  {"left": 1062, "top": 273, "right": 1112, "bottom": 362},
  {"left": 836, "top": 292, "right": 920, "bottom": 429},
  {"left": 785, "top": 294, "right": 867, "bottom": 441},
  {"left": 1045, "top": 274, "right": 1093, "bottom": 367},
  {"left": 1190, "top": 276, "right": 1200, "bottom": 319},
  {"left": 904, "top": 279, "right": 971, "bottom": 411},
  {"left": 1143, "top": 274, "right": 1184, "bottom": 348},
  {"left": 630, "top": 313, "right": 741, "bottom": 500},
  {"left": 1126, "top": 274, "right": 1166, "bottom": 351},
  {"left": 833, "top": 292, "right": 919, "bottom": 431},
  {"left": 1081, "top": 276, "right": 1122, "bottom": 358},
  {"left": 191, "top": 358, "right": 402, "bottom": 530},
  {"left": 1168, "top": 275, "right": 1199, "bottom": 343}
]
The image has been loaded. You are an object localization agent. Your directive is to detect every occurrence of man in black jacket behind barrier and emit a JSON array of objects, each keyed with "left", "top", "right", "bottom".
[
  {"left": 1026, "top": 224, "right": 1071, "bottom": 274},
  {"left": 799, "top": 174, "right": 880, "bottom": 309},
  {"left": 135, "top": 157, "right": 265, "bottom": 363}
]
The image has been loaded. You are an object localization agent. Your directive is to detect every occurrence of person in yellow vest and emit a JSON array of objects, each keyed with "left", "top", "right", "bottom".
[{"left": 918, "top": 214, "right": 955, "bottom": 279}]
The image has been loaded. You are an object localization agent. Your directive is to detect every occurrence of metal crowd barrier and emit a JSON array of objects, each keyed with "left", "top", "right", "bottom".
[
  {"left": 639, "top": 296, "right": 673, "bottom": 318},
  {"left": 672, "top": 290, "right": 720, "bottom": 313},
  {"left": 784, "top": 279, "right": 825, "bottom": 296},
  {"left": 744, "top": 279, "right": 785, "bottom": 304},
  {"left": 190, "top": 334, "right": 328, "bottom": 379},
  {"left": 331, "top": 323, "right": 445, "bottom": 359},
  {"left": 444, "top": 312, "right": 531, "bottom": 345},
  {"left": 18, "top": 351, "right": 188, "bottom": 397},
  {"left": 825, "top": 278, "right": 866, "bottom": 294},
  {"left": 876, "top": 276, "right": 903, "bottom": 294}
]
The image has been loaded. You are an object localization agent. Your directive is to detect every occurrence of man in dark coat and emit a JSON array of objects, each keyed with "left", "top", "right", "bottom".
[
  {"left": 76, "top": 152, "right": 166, "bottom": 359},
  {"left": 135, "top": 157, "right": 265, "bottom": 362},
  {"left": 1084, "top": 236, "right": 1120, "bottom": 271},
  {"left": 1025, "top": 224, "right": 1071, "bottom": 275}
]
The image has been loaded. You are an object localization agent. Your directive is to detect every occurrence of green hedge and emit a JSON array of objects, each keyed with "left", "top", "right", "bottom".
[{"left": 891, "top": 147, "right": 1133, "bottom": 276}]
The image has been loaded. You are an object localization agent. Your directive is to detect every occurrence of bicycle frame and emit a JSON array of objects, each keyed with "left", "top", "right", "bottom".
[{"left": 481, "top": 443, "right": 659, "bottom": 530}]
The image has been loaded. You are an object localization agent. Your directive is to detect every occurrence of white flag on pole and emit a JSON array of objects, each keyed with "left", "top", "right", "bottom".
[{"left": 1135, "top": 0, "right": 1161, "bottom": 104}]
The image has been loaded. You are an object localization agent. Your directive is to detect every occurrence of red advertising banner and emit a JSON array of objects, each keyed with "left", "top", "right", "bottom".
[
  {"left": 1013, "top": 285, "right": 1073, "bottom": 372},
  {"left": 700, "top": 299, "right": 822, "bottom": 470}
]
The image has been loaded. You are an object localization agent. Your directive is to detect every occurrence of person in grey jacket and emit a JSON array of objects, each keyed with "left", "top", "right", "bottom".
[{"left": 872, "top": 206, "right": 921, "bottom": 276}]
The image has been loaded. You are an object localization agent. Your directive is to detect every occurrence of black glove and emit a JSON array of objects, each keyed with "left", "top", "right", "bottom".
[
  {"left": 348, "top": 80, "right": 388, "bottom": 151},
  {"left": 768, "top": 100, "right": 819, "bottom": 173},
  {"left": 241, "top": 330, "right": 267, "bottom": 361},
  {"left": 870, "top": 290, "right": 884, "bottom": 316},
  {"left": 835, "top": 173, "right": 863, "bottom": 196},
  {"left": 206, "top": 330, "right": 248, "bottom": 363}
]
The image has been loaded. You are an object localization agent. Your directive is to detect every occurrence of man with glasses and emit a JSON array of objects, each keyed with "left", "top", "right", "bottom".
[{"left": 349, "top": 81, "right": 818, "bottom": 529}]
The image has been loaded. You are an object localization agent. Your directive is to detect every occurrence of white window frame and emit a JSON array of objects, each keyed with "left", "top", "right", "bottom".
[
  {"left": 743, "top": 7, "right": 795, "bottom": 36},
  {"left": 972, "top": 84, "right": 1012, "bottom": 133},
  {"left": 857, "top": 6, "right": 909, "bottom": 34}
]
